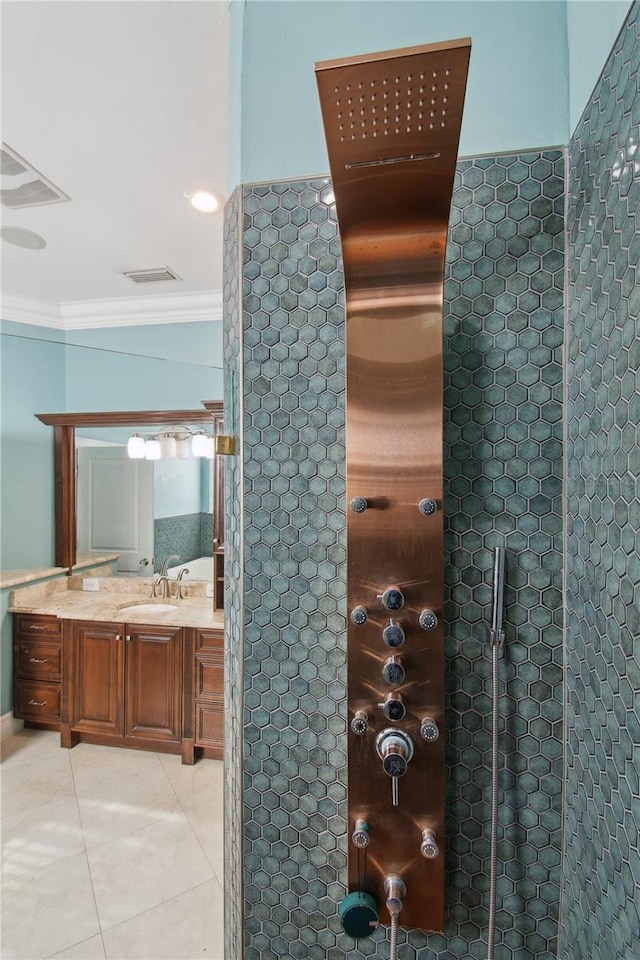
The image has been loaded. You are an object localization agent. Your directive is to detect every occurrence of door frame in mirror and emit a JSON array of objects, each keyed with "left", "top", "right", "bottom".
[{"left": 36, "top": 404, "right": 224, "bottom": 571}]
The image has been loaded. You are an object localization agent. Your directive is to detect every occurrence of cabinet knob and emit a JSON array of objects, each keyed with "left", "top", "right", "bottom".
[
  {"left": 28, "top": 699, "right": 47, "bottom": 707},
  {"left": 29, "top": 657, "right": 49, "bottom": 663}
]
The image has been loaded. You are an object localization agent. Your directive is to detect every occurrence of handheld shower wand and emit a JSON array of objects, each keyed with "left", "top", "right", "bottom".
[{"left": 487, "top": 546, "right": 506, "bottom": 960}]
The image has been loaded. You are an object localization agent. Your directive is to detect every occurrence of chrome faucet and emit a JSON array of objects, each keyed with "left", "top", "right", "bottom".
[
  {"left": 160, "top": 555, "right": 181, "bottom": 577},
  {"left": 176, "top": 567, "right": 190, "bottom": 600},
  {"left": 152, "top": 574, "right": 171, "bottom": 599},
  {"left": 152, "top": 555, "right": 181, "bottom": 599}
]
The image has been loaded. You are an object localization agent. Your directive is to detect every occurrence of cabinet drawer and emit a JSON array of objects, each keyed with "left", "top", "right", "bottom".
[
  {"left": 15, "top": 680, "right": 61, "bottom": 723},
  {"left": 195, "top": 655, "right": 223, "bottom": 699},
  {"left": 195, "top": 628, "right": 223, "bottom": 655},
  {"left": 16, "top": 640, "right": 62, "bottom": 681},
  {"left": 195, "top": 699, "right": 223, "bottom": 748},
  {"left": 15, "top": 615, "right": 62, "bottom": 640}
]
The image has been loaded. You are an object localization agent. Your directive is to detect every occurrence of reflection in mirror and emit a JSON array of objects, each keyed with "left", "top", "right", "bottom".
[{"left": 76, "top": 425, "right": 217, "bottom": 579}]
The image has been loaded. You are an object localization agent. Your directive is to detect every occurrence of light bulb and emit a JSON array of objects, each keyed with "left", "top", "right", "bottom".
[
  {"left": 189, "top": 190, "right": 221, "bottom": 213},
  {"left": 176, "top": 438, "right": 191, "bottom": 459},
  {"left": 127, "top": 434, "right": 146, "bottom": 459},
  {"left": 204, "top": 436, "right": 215, "bottom": 459},
  {"left": 144, "top": 437, "right": 161, "bottom": 460},
  {"left": 160, "top": 435, "right": 177, "bottom": 458},
  {"left": 191, "top": 432, "right": 209, "bottom": 457}
]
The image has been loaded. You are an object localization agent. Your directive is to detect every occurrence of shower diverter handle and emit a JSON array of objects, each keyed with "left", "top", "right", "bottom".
[{"left": 376, "top": 728, "right": 414, "bottom": 807}]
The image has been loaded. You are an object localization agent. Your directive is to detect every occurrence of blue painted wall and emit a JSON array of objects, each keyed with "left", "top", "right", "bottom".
[
  {"left": 566, "top": 0, "right": 631, "bottom": 133},
  {"left": 0, "top": 321, "right": 66, "bottom": 570},
  {"left": 64, "top": 321, "right": 223, "bottom": 411},
  {"left": 235, "top": 0, "right": 569, "bottom": 184}
]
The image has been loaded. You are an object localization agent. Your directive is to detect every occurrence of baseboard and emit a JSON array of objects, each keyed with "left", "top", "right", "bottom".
[{"left": 1, "top": 712, "right": 24, "bottom": 742}]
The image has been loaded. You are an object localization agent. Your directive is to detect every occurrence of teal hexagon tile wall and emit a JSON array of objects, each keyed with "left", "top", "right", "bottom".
[
  {"left": 223, "top": 185, "right": 245, "bottom": 960},
  {"left": 562, "top": 4, "right": 640, "bottom": 959},
  {"left": 224, "top": 151, "right": 564, "bottom": 960}
]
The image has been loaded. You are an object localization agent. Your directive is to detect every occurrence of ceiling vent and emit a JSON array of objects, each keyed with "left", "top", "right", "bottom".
[
  {"left": 0, "top": 143, "right": 70, "bottom": 208},
  {"left": 122, "top": 266, "right": 183, "bottom": 284}
]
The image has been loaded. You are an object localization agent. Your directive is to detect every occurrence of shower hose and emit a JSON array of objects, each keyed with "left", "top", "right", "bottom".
[
  {"left": 487, "top": 545, "right": 505, "bottom": 960},
  {"left": 486, "top": 637, "right": 501, "bottom": 960},
  {"left": 390, "top": 914, "right": 399, "bottom": 960}
]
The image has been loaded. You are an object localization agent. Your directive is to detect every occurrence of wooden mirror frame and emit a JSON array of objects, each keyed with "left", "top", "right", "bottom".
[{"left": 36, "top": 403, "right": 224, "bottom": 571}]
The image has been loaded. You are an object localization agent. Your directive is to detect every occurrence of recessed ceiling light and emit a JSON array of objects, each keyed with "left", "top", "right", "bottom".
[
  {"left": 1, "top": 226, "right": 46, "bottom": 249},
  {"left": 189, "top": 190, "right": 222, "bottom": 213}
]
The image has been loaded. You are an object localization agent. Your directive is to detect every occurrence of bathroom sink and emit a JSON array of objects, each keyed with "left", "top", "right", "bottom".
[{"left": 117, "top": 602, "right": 178, "bottom": 615}]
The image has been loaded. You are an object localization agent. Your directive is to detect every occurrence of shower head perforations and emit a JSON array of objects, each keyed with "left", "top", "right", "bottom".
[{"left": 334, "top": 66, "right": 452, "bottom": 141}]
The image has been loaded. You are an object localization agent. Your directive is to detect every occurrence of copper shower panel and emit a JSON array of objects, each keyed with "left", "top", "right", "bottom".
[{"left": 316, "top": 39, "right": 470, "bottom": 933}]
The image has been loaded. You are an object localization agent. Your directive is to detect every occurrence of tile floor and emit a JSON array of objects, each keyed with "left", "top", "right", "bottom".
[{"left": 1, "top": 728, "right": 224, "bottom": 960}]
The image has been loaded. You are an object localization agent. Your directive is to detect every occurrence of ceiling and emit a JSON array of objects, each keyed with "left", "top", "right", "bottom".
[{"left": 0, "top": 1, "right": 228, "bottom": 306}]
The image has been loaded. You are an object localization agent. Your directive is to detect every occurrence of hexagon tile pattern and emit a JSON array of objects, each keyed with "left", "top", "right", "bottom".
[
  {"left": 227, "top": 154, "right": 564, "bottom": 960},
  {"left": 223, "top": 185, "right": 245, "bottom": 960},
  {"left": 561, "top": 4, "right": 640, "bottom": 959}
]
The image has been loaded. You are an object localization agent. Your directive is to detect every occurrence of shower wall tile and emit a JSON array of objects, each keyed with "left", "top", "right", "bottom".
[
  {"left": 225, "top": 152, "right": 564, "bottom": 960},
  {"left": 223, "top": 186, "right": 244, "bottom": 960},
  {"left": 153, "top": 512, "right": 209, "bottom": 572},
  {"left": 562, "top": 4, "right": 640, "bottom": 959}
]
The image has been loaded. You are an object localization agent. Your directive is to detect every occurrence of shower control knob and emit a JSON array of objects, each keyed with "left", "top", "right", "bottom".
[
  {"left": 376, "top": 729, "right": 414, "bottom": 805},
  {"left": 382, "top": 656, "right": 406, "bottom": 685},
  {"left": 420, "top": 717, "right": 440, "bottom": 742},
  {"left": 351, "top": 710, "right": 369, "bottom": 736},
  {"left": 349, "top": 496, "right": 368, "bottom": 514},
  {"left": 418, "top": 498, "right": 438, "bottom": 516},
  {"left": 419, "top": 609, "right": 438, "bottom": 631},
  {"left": 382, "top": 620, "right": 406, "bottom": 648},
  {"left": 351, "top": 819, "right": 370, "bottom": 848},
  {"left": 420, "top": 828, "right": 439, "bottom": 859},
  {"left": 350, "top": 606, "right": 368, "bottom": 625},
  {"left": 378, "top": 692, "right": 406, "bottom": 722},
  {"left": 378, "top": 587, "right": 405, "bottom": 611}
]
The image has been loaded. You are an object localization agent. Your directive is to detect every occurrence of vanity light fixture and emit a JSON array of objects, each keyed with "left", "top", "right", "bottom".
[
  {"left": 126, "top": 428, "right": 216, "bottom": 459},
  {"left": 127, "top": 434, "right": 146, "bottom": 459}
]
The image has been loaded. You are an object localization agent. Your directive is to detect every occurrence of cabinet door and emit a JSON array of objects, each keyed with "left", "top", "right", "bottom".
[
  {"left": 125, "top": 625, "right": 182, "bottom": 742},
  {"left": 72, "top": 621, "right": 124, "bottom": 736}
]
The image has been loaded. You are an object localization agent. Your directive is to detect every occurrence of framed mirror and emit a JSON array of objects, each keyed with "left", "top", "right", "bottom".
[{"left": 36, "top": 403, "right": 224, "bottom": 576}]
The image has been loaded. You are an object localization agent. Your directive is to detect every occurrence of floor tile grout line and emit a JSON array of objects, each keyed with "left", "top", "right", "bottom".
[
  {"left": 99, "top": 874, "right": 224, "bottom": 950},
  {"left": 68, "top": 741, "right": 108, "bottom": 958}
]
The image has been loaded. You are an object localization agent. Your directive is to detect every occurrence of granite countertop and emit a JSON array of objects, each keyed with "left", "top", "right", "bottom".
[
  {"left": 0, "top": 554, "right": 119, "bottom": 590},
  {"left": 9, "top": 576, "right": 224, "bottom": 630}
]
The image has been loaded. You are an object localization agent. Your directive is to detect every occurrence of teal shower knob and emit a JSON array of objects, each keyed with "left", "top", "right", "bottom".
[{"left": 339, "top": 890, "right": 379, "bottom": 939}]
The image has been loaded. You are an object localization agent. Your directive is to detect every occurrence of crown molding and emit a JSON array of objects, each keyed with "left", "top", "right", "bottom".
[
  {"left": 1, "top": 290, "right": 223, "bottom": 330},
  {"left": 1, "top": 293, "right": 64, "bottom": 328}
]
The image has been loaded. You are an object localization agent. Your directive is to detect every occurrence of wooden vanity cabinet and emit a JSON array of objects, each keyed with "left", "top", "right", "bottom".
[
  {"left": 70, "top": 619, "right": 184, "bottom": 753},
  {"left": 193, "top": 627, "right": 224, "bottom": 760},
  {"left": 13, "top": 614, "right": 63, "bottom": 729},
  {"left": 14, "top": 614, "right": 223, "bottom": 763}
]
